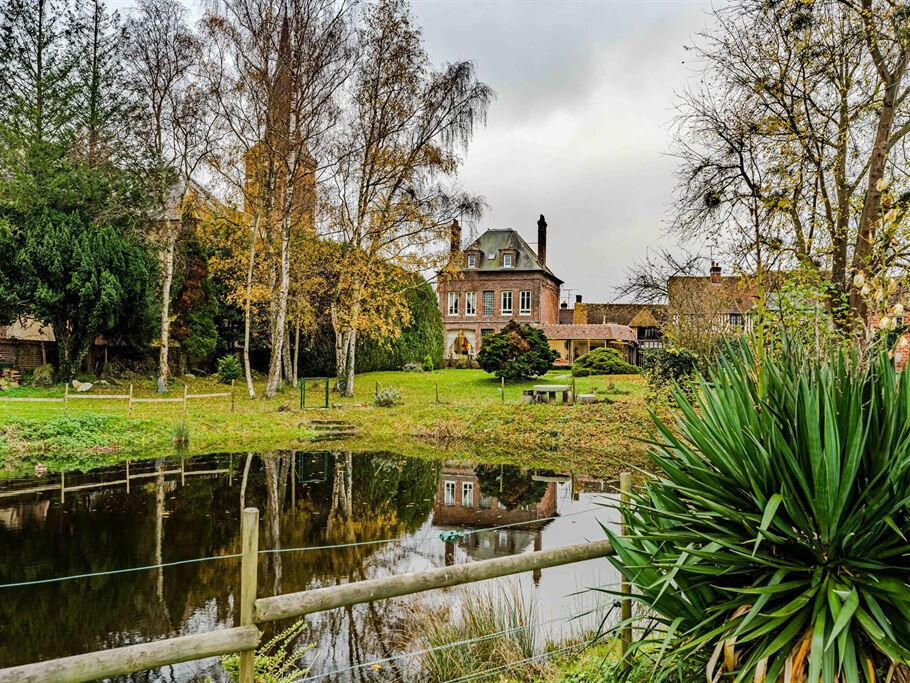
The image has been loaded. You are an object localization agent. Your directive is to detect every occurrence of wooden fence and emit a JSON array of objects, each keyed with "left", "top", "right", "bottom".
[
  {"left": 0, "top": 474, "right": 633, "bottom": 683},
  {"left": 0, "top": 381, "right": 235, "bottom": 415}
]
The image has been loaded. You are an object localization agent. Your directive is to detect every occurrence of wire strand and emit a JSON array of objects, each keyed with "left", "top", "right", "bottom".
[
  {"left": 298, "top": 599, "right": 618, "bottom": 682},
  {"left": 0, "top": 507, "right": 603, "bottom": 589}
]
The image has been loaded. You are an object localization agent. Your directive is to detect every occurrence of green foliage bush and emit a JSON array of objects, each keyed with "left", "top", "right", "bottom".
[
  {"left": 216, "top": 354, "right": 242, "bottom": 384},
  {"left": 607, "top": 341, "right": 910, "bottom": 679},
  {"left": 570, "top": 347, "right": 638, "bottom": 376},
  {"left": 372, "top": 387, "right": 402, "bottom": 407},
  {"left": 422, "top": 353, "right": 434, "bottom": 372},
  {"left": 642, "top": 346, "right": 701, "bottom": 395},
  {"left": 476, "top": 321, "right": 557, "bottom": 380},
  {"left": 297, "top": 277, "right": 444, "bottom": 376}
]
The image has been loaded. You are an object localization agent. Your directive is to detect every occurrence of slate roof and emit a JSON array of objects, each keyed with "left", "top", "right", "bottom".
[{"left": 462, "top": 229, "right": 563, "bottom": 284}]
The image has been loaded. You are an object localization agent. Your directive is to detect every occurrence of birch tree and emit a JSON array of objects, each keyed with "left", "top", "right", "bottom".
[
  {"left": 328, "top": 0, "right": 491, "bottom": 396},
  {"left": 126, "top": 0, "right": 212, "bottom": 390},
  {"left": 203, "top": 0, "right": 354, "bottom": 398}
]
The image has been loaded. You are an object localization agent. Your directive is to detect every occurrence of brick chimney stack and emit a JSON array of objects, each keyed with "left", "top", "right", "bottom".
[
  {"left": 537, "top": 214, "right": 547, "bottom": 266},
  {"left": 449, "top": 219, "right": 461, "bottom": 256},
  {"left": 710, "top": 260, "right": 722, "bottom": 283}
]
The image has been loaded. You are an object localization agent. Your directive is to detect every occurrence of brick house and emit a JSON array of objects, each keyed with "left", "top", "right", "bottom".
[
  {"left": 437, "top": 216, "right": 563, "bottom": 360},
  {"left": 0, "top": 318, "right": 54, "bottom": 370},
  {"left": 437, "top": 215, "right": 638, "bottom": 364}
]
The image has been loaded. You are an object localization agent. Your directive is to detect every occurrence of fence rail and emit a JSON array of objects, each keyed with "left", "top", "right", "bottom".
[
  {"left": 0, "top": 475, "right": 632, "bottom": 683},
  {"left": 0, "top": 381, "right": 237, "bottom": 414}
]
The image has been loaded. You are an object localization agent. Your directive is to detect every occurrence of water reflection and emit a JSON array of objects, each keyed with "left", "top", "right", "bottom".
[{"left": 0, "top": 452, "right": 619, "bottom": 681}]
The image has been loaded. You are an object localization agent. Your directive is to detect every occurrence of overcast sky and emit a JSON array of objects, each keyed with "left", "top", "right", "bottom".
[
  {"left": 410, "top": 0, "right": 714, "bottom": 302},
  {"left": 136, "top": 0, "right": 717, "bottom": 303}
]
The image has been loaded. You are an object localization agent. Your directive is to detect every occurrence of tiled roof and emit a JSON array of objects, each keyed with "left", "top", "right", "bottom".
[
  {"left": 577, "top": 303, "right": 667, "bottom": 326},
  {"left": 462, "top": 229, "right": 562, "bottom": 283},
  {"left": 535, "top": 323, "right": 637, "bottom": 343},
  {"left": 0, "top": 317, "right": 55, "bottom": 342}
]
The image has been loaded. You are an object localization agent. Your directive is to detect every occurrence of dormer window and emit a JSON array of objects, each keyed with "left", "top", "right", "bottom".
[
  {"left": 503, "top": 253, "right": 513, "bottom": 268},
  {"left": 467, "top": 254, "right": 476, "bottom": 268}
]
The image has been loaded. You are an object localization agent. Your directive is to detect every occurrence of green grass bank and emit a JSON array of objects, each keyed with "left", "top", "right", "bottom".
[{"left": 0, "top": 369, "right": 653, "bottom": 476}]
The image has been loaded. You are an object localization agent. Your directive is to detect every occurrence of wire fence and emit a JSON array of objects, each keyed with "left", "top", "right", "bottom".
[
  {"left": 0, "top": 506, "right": 605, "bottom": 590},
  {"left": 299, "top": 598, "right": 618, "bottom": 682}
]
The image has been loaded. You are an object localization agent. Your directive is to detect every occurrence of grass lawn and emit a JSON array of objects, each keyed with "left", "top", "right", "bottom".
[{"left": 0, "top": 368, "right": 656, "bottom": 476}]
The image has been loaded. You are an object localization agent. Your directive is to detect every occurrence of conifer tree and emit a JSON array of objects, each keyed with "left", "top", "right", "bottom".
[
  {"left": 0, "top": 0, "right": 77, "bottom": 149},
  {"left": 70, "top": 0, "right": 132, "bottom": 164}
]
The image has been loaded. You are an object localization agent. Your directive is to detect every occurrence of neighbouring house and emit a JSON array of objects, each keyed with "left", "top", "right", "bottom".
[
  {"left": 666, "top": 261, "right": 763, "bottom": 333},
  {"left": 0, "top": 318, "right": 54, "bottom": 370},
  {"left": 566, "top": 297, "right": 667, "bottom": 364},
  {"left": 436, "top": 215, "right": 638, "bottom": 365}
]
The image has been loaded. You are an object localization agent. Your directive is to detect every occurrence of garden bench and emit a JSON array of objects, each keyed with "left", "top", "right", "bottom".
[{"left": 531, "top": 384, "right": 571, "bottom": 403}]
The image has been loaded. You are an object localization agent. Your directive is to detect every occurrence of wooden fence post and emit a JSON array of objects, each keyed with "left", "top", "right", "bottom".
[
  {"left": 324, "top": 378, "right": 329, "bottom": 408},
  {"left": 239, "top": 507, "right": 259, "bottom": 683},
  {"left": 501, "top": 376, "right": 505, "bottom": 405},
  {"left": 183, "top": 384, "right": 188, "bottom": 416},
  {"left": 299, "top": 380, "right": 304, "bottom": 410},
  {"left": 231, "top": 379, "right": 236, "bottom": 413},
  {"left": 620, "top": 471, "right": 632, "bottom": 656},
  {"left": 435, "top": 380, "right": 439, "bottom": 404},
  {"left": 128, "top": 384, "right": 133, "bottom": 417},
  {"left": 64, "top": 383, "right": 69, "bottom": 411}
]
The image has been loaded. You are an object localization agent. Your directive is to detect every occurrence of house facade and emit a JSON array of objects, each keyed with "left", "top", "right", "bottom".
[
  {"left": 437, "top": 216, "right": 563, "bottom": 360},
  {"left": 436, "top": 216, "right": 639, "bottom": 364}
]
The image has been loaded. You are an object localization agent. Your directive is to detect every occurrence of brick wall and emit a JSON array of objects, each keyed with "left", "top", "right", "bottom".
[
  {"left": 0, "top": 341, "right": 47, "bottom": 370},
  {"left": 437, "top": 271, "right": 561, "bottom": 357}
]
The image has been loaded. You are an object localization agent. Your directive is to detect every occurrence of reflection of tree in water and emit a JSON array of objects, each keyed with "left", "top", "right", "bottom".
[
  {"left": 0, "top": 451, "right": 441, "bottom": 674},
  {"left": 475, "top": 465, "right": 549, "bottom": 510}
]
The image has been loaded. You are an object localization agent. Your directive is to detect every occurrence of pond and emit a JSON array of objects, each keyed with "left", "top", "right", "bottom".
[{"left": 0, "top": 451, "right": 622, "bottom": 681}]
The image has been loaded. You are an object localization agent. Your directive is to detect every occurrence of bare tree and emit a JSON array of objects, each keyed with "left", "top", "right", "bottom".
[
  {"left": 615, "top": 249, "right": 703, "bottom": 304},
  {"left": 674, "top": 0, "right": 910, "bottom": 328}
]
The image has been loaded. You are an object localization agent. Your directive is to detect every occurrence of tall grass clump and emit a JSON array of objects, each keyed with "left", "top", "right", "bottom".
[
  {"left": 407, "top": 586, "right": 549, "bottom": 681},
  {"left": 607, "top": 340, "right": 910, "bottom": 681}
]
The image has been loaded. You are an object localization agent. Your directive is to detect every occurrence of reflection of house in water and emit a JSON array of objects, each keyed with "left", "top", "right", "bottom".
[{"left": 432, "top": 464, "right": 557, "bottom": 579}]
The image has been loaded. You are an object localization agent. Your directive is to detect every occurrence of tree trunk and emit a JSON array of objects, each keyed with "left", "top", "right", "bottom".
[
  {"left": 265, "top": 219, "right": 291, "bottom": 398},
  {"left": 157, "top": 229, "right": 177, "bottom": 391},
  {"left": 343, "top": 327, "right": 356, "bottom": 397},
  {"left": 242, "top": 221, "right": 258, "bottom": 399},
  {"left": 282, "top": 324, "right": 293, "bottom": 385},
  {"left": 849, "top": 40, "right": 910, "bottom": 319}
]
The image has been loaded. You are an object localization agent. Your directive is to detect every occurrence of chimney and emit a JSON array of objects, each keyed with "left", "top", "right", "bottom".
[
  {"left": 710, "top": 260, "right": 722, "bottom": 283},
  {"left": 575, "top": 294, "right": 582, "bottom": 304},
  {"left": 449, "top": 219, "right": 461, "bottom": 255},
  {"left": 537, "top": 214, "right": 547, "bottom": 266}
]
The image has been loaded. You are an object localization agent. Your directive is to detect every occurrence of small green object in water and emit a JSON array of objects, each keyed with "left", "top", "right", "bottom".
[{"left": 439, "top": 530, "right": 464, "bottom": 543}]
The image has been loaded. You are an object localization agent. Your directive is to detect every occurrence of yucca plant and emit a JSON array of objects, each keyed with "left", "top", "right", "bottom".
[{"left": 606, "top": 340, "right": 910, "bottom": 682}]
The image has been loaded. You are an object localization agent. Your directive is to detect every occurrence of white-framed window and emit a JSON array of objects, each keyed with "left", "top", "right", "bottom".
[
  {"left": 501, "top": 291, "right": 513, "bottom": 315},
  {"left": 483, "top": 291, "right": 494, "bottom": 316},
  {"left": 519, "top": 290, "right": 531, "bottom": 315},
  {"left": 444, "top": 480, "right": 456, "bottom": 506},
  {"left": 447, "top": 292, "right": 459, "bottom": 316},
  {"left": 467, "top": 254, "right": 476, "bottom": 268},
  {"left": 480, "top": 495, "right": 492, "bottom": 509},
  {"left": 462, "top": 482, "right": 474, "bottom": 507},
  {"left": 503, "top": 253, "right": 513, "bottom": 268},
  {"left": 465, "top": 292, "right": 476, "bottom": 316}
]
